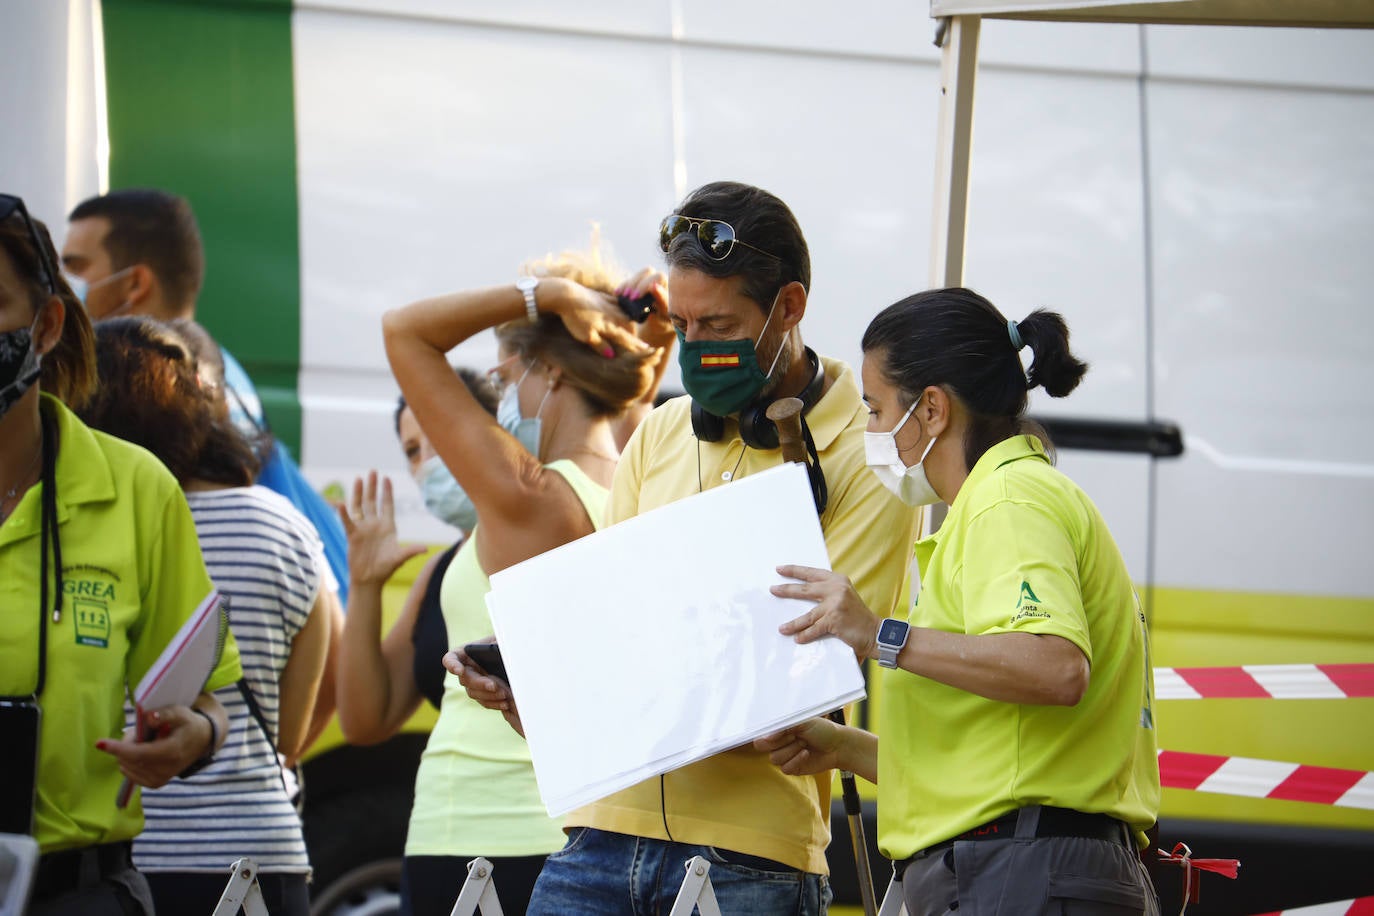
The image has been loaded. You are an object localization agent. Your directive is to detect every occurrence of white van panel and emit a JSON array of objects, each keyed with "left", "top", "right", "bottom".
[
  {"left": 1148, "top": 81, "right": 1374, "bottom": 464},
  {"left": 1147, "top": 70, "right": 1374, "bottom": 598},
  {"left": 295, "top": 5, "right": 677, "bottom": 535},
  {"left": 1145, "top": 24, "right": 1374, "bottom": 91},
  {"left": 675, "top": 43, "right": 940, "bottom": 381},
  {"left": 296, "top": 0, "right": 671, "bottom": 38},
  {"left": 965, "top": 64, "right": 1150, "bottom": 421},
  {"left": 678, "top": 2, "right": 937, "bottom": 61},
  {"left": 1156, "top": 455, "right": 1374, "bottom": 598},
  {"left": 291, "top": 9, "right": 1374, "bottom": 565},
  {"left": 977, "top": 19, "right": 1142, "bottom": 74}
]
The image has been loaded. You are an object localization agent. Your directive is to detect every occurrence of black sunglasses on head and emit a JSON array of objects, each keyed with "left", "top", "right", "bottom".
[
  {"left": 0, "top": 194, "right": 58, "bottom": 296},
  {"left": 659, "top": 214, "right": 781, "bottom": 262}
]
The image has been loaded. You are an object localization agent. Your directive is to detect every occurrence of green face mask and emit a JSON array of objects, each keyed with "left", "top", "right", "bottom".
[{"left": 676, "top": 291, "right": 784, "bottom": 417}]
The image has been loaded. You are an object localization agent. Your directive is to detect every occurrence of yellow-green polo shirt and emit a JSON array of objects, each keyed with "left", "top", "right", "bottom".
[
  {"left": 567, "top": 356, "right": 917, "bottom": 874},
  {"left": 877, "top": 435, "right": 1159, "bottom": 859},
  {"left": 0, "top": 396, "right": 242, "bottom": 853}
]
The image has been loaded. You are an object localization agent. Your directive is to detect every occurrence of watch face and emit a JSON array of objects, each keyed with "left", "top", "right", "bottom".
[
  {"left": 878, "top": 618, "right": 909, "bottom": 646},
  {"left": 517, "top": 276, "right": 538, "bottom": 292}
]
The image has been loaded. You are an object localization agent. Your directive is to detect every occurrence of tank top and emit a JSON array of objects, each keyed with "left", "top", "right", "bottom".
[
  {"left": 411, "top": 542, "right": 460, "bottom": 709},
  {"left": 405, "top": 460, "right": 607, "bottom": 856}
]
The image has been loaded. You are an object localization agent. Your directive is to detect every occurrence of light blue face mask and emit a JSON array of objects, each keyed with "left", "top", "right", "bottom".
[
  {"left": 414, "top": 455, "right": 478, "bottom": 532},
  {"left": 66, "top": 267, "right": 133, "bottom": 311},
  {"left": 496, "top": 362, "right": 548, "bottom": 458}
]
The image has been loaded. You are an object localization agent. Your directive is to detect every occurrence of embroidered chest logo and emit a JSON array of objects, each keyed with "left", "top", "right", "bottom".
[
  {"left": 1012, "top": 580, "right": 1049, "bottom": 622},
  {"left": 64, "top": 567, "right": 119, "bottom": 648}
]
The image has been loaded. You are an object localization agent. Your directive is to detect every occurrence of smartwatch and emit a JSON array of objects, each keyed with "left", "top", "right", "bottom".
[
  {"left": 516, "top": 276, "right": 539, "bottom": 323},
  {"left": 875, "top": 617, "right": 911, "bottom": 669}
]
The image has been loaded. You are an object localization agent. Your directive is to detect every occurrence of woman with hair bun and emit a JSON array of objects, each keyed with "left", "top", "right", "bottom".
[
  {"left": 759, "top": 287, "right": 1160, "bottom": 915},
  {"left": 377, "top": 244, "right": 673, "bottom": 916}
]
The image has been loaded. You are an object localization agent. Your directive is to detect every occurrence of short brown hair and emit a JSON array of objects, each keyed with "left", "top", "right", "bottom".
[
  {"left": 0, "top": 211, "right": 96, "bottom": 409},
  {"left": 69, "top": 189, "right": 205, "bottom": 311}
]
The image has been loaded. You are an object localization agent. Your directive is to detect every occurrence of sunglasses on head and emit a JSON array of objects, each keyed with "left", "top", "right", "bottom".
[
  {"left": 0, "top": 194, "right": 58, "bottom": 297},
  {"left": 659, "top": 214, "right": 781, "bottom": 263}
]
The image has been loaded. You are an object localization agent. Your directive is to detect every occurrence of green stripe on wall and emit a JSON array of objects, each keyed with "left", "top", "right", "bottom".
[{"left": 102, "top": 0, "right": 302, "bottom": 454}]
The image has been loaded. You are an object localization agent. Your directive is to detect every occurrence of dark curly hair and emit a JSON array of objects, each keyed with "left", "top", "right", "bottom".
[{"left": 80, "top": 316, "right": 262, "bottom": 486}]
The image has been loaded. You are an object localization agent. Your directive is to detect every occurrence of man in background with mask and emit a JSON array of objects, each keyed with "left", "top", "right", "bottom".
[
  {"left": 520, "top": 180, "right": 918, "bottom": 915},
  {"left": 60, "top": 188, "right": 350, "bottom": 603}
]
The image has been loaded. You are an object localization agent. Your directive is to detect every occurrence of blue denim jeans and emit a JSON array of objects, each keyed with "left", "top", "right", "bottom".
[{"left": 527, "top": 827, "right": 831, "bottom": 915}]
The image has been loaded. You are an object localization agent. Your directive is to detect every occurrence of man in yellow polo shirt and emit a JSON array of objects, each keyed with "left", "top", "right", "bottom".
[{"left": 523, "top": 181, "right": 915, "bottom": 914}]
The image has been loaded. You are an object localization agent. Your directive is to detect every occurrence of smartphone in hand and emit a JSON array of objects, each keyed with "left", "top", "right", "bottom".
[{"left": 463, "top": 642, "right": 511, "bottom": 688}]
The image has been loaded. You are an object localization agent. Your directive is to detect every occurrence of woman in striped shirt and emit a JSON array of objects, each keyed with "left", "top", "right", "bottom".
[{"left": 81, "top": 316, "right": 334, "bottom": 916}]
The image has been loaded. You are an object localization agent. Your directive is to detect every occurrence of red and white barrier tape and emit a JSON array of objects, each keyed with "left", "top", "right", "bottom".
[
  {"left": 1159, "top": 750, "right": 1374, "bottom": 809},
  {"left": 1156, "top": 842, "right": 1239, "bottom": 912},
  {"left": 1251, "top": 895, "right": 1374, "bottom": 915},
  {"left": 1154, "top": 664, "right": 1374, "bottom": 700}
]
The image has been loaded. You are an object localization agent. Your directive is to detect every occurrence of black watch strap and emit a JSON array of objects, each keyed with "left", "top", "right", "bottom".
[{"left": 178, "top": 707, "right": 219, "bottom": 778}]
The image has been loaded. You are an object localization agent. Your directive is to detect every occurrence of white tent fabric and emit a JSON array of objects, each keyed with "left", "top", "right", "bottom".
[{"left": 929, "top": 0, "right": 1374, "bottom": 28}]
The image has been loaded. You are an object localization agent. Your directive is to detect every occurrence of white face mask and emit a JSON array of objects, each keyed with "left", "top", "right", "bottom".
[{"left": 863, "top": 398, "right": 940, "bottom": 506}]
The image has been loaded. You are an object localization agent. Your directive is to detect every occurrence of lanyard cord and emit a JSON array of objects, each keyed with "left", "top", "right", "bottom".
[
  {"left": 0, "top": 407, "right": 58, "bottom": 703},
  {"left": 693, "top": 416, "right": 827, "bottom": 514},
  {"left": 35, "top": 405, "right": 60, "bottom": 697}
]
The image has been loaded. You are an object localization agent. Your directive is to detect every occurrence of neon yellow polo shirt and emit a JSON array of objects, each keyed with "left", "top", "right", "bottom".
[
  {"left": 0, "top": 396, "right": 241, "bottom": 853},
  {"left": 877, "top": 435, "right": 1159, "bottom": 859},
  {"left": 567, "top": 356, "right": 918, "bottom": 874}
]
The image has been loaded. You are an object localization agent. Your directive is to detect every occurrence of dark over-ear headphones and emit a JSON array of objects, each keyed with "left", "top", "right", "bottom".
[
  {"left": 691, "top": 348, "right": 829, "bottom": 515},
  {"left": 691, "top": 347, "right": 825, "bottom": 450}
]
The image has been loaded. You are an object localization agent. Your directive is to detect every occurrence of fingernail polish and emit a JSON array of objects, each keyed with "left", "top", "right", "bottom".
[{"left": 601, "top": 345, "right": 615, "bottom": 358}]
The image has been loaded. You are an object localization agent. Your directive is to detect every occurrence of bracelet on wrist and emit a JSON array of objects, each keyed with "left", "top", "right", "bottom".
[{"left": 178, "top": 707, "right": 219, "bottom": 778}]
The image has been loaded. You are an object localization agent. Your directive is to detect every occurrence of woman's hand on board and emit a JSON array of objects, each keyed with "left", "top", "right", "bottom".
[{"left": 773, "top": 564, "right": 881, "bottom": 661}]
